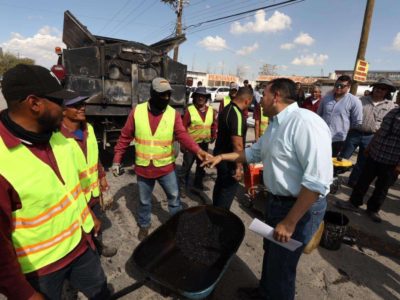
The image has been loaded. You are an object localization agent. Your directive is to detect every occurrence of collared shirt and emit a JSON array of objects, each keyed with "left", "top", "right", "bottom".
[
  {"left": 246, "top": 103, "right": 333, "bottom": 197},
  {"left": 317, "top": 92, "right": 363, "bottom": 142},
  {"left": 358, "top": 95, "right": 396, "bottom": 133},
  {"left": 369, "top": 107, "right": 400, "bottom": 165}
]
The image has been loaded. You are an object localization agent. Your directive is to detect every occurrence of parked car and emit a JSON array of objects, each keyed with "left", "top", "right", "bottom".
[{"left": 208, "top": 86, "right": 230, "bottom": 102}]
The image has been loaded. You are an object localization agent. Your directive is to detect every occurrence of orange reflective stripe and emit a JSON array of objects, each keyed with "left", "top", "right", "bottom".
[
  {"left": 79, "top": 170, "right": 88, "bottom": 180},
  {"left": 190, "top": 134, "right": 211, "bottom": 139},
  {"left": 135, "top": 137, "right": 172, "bottom": 147},
  {"left": 82, "top": 181, "right": 99, "bottom": 195},
  {"left": 15, "top": 221, "right": 80, "bottom": 257},
  {"left": 190, "top": 125, "right": 212, "bottom": 130},
  {"left": 261, "top": 120, "right": 268, "bottom": 124},
  {"left": 136, "top": 150, "right": 174, "bottom": 160},
  {"left": 80, "top": 206, "right": 91, "bottom": 223},
  {"left": 87, "top": 164, "right": 98, "bottom": 175},
  {"left": 13, "top": 184, "right": 82, "bottom": 229}
]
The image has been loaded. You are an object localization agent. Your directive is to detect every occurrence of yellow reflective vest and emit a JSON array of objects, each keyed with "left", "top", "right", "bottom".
[
  {"left": 223, "top": 95, "right": 231, "bottom": 108},
  {"left": 66, "top": 123, "right": 100, "bottom": 202},
  {"left": 260, "top": 107, "right": 269, "bottom": 134},
  {"left": 0, "top": 132, "right": 94, "bottom": 274},
  {"left": 187, "top": 105, "right": 213, "bottom": 143},
  {"left": 134, "top": 102, "right": 175, "bottom": 167}
]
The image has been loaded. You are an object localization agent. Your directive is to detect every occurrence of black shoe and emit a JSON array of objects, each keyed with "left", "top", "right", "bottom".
[
  {"left": 366, "top": 210, "right": 382, "bottom": 223},
  {"left": 94, "top": 239, "right": 118, "bottom": 257},
  {"left": 237, "top": 287, "right": 265, "bottom": 300},
  {"left": 335, "top": 200, "right": 360, "bottom": 212},
  {"left": 138, "top": 227, "right": 149, "bottom": 241},
  {"left": 179, "top": 188, "right": 187, "bottom": 198}
]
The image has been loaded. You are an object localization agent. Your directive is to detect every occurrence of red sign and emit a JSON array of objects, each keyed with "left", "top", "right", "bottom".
[{"left": 353, "top": 59, "right": 369, "bottom": 82}]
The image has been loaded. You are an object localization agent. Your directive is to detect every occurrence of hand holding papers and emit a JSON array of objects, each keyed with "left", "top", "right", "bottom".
[{"left": 249, "top": 218, "right": 303, "bottom": 252}]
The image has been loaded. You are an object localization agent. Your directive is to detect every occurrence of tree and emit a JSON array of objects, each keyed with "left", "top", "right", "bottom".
[{"left": 0, "top": 52, "right": 35, "bottom": 75}]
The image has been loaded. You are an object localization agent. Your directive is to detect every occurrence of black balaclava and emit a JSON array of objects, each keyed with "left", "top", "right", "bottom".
[
  {"left": 0, "top": 110, "right": 53, "bottom": 144},
  {"left": 149, "top": 88, "right": 171, "bottom": 115}
]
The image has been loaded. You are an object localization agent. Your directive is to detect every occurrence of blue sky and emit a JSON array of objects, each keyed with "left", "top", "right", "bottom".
[{"left": 0, "top": 0, "right": 399, "bottom": 79}]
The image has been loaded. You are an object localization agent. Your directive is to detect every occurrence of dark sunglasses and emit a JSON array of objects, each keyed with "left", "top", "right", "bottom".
[
  {"left": 67, "top": 102, "right": 86, "bottom": 109},
  {"left": 334, "top": 83, "right": 349, "bottom": 89}
]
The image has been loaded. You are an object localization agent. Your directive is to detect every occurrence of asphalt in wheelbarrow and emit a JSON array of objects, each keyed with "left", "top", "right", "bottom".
[{"left": 132, "top": 205, "right": 245, "bottom": 298}]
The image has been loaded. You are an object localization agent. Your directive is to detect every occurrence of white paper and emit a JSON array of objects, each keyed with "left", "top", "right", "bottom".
[{"left": 249, "top": 218, "right": 303, "bottom": 252}]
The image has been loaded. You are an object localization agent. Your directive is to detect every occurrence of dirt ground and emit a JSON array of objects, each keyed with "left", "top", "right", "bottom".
[{"left": 1, "top": 96, "right": 399, "bottom": 299}]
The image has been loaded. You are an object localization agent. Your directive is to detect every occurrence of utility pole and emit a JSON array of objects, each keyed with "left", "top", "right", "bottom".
[
  {"left": 173, "top": 0, "right": 183, "bottom": 61},
  {"left": 350, "top": 0, "right": 375, "bottom": 95}
]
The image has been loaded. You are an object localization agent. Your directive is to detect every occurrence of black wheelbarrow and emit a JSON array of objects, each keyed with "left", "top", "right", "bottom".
[{"left": 111, "top": 205, "right": 245, "bottom": 299}]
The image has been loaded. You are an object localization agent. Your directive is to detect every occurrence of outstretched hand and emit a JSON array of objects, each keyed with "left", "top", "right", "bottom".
[
  {"left": 201, "top": 154, "right": 223, "bottom": 168},
  {"left": 196, "top": 149, "right": 213, "bottom": 162}
]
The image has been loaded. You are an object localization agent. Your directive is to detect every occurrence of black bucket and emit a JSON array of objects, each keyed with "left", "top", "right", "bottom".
[{"left": 320, "top": 211, "right": 349, "bottom": 250}]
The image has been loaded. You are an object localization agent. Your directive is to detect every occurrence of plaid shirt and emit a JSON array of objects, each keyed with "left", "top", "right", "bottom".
[{"left": 369, "top": 107, "right": 400, "bottom": 165}]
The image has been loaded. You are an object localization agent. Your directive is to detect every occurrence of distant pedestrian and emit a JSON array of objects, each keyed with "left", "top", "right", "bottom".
[
  {"left": 218, "top": 82, "right": 239, "bottom": 113},
  {"left": 301, "top": 85, "right": 322, "bottom": 113},
  {"left": 295, "top": 81, "right": 306, "bottom": 106},
  {"left": 317, "top": 75, "right": 363, "bottom": 156},
  {"left": 337, "top": 107, "right": 400, "bottom": 223},
  {"left": 339, "top": 78, "right": 396, "bottom": 186}
]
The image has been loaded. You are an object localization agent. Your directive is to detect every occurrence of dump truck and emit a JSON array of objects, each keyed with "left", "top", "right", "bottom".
[{"left": 52, "top": 11, "right": 187, "bottom": 149}]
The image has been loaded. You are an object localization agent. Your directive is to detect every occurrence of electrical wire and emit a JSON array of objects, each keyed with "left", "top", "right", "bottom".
[{"left": 98, "top": 0, "right": 131, "bottom": 34}]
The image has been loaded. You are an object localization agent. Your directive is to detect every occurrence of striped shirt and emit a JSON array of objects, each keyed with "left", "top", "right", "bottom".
[
  {"left": 358, "top": 96, "right": 396, "bottom": 133},
  {"left": 369, "top": 107, "right": 400, "bottom": 165}
]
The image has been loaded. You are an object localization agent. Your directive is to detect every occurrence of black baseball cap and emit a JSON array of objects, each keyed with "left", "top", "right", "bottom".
[{"left": 2, "top": 64, "right": 78, "bottom": 102}]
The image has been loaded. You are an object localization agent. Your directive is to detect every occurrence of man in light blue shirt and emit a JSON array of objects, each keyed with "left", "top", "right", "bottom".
[
  {"left": 203, "top": 78, "right": 332, "bottom": 300},
  {"left": 317, "top": 75, "right": 363, "bottom": 156}
]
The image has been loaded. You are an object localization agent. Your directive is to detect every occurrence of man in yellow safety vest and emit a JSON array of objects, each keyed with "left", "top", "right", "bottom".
[
  {"left": 61, "top": 96, "right": 117, "bottom": 257},
  {"left": 112, "top": 77, "right": 211, "bottom": 241},
  {"left": 218, "top": 82, "right": 239, "bottom": 114},
  {"left": 179, "top": 87, "right": 217, "bottom": 197},
  {"left": 0, "top": 64, "right": 109, "bottom": 299}
]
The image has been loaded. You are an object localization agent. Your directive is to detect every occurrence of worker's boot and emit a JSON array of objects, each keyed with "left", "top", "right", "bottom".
[
  {"left": 94, "top": 238, "right": 118, "bottom": 257},
  {"left": 138, "top": 227, "right": 149, "bottom": 241}
]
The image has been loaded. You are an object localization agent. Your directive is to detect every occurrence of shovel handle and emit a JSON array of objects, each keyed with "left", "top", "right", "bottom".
[{"left": 110, "top": 278, "right": 148, "bottom": 299}]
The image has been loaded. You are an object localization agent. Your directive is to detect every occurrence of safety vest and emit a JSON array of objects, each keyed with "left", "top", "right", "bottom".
[
  {"left": 223, "top": 95, "right": 231, "bottom": 108},
  {"left": 134, "top": 102, "right": 175, "bottom": 167},
  {"left": 66, "top": 123, "right": 100, "bottom": 202},
  {"left": 187, "top": 105, "right": 213, "bottom": 143},
  {"left": 0, "top": 132, "right": 94, "bottom": 274},
  {"left": 260, "top": 107, "right": 269, "bottom": 134}
]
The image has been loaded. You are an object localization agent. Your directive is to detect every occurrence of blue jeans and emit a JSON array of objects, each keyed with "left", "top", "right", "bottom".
[
  {"left": 137, "top": 171, "right": 182, "bottom": 228},
  {"left": 27, "top": 248, "right": 110, "bottom": 300},
  {"left": 340, "top": 130, "right": 374, "bottom": 185},
  {"left": 259, "top": 195, "right": 326, "bottom": 300},
  {"left": 212, "top": 161, "right": 239, "bottom": 210}
]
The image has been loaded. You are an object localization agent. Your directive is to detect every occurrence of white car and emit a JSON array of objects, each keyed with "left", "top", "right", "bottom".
[{"left": 207, "top": 86, "right": 230, "bottom": 102}]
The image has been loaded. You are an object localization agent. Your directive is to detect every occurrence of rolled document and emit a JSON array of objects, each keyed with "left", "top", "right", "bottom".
[{"left": 249, "top": 218, "right": 303, "bottom": 251}]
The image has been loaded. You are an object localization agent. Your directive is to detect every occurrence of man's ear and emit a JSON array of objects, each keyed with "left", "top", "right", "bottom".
[{"left": 26, "top": 95, "right": 42, "bottom": 113}]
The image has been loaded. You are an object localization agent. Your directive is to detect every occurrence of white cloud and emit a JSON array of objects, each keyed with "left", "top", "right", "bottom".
[
  {"left": 230, "top": 10, "right": 291, "bottom": 34},
  {"left": 392, "top": 32, "right": 400, "bottom": 50},
  {"left": 236, "top": 42, "right": 259, "bottom": 55},
  {"left": 280, "top": 43, "right": 295, "bottom": 50},
  {"left": 198, "top": 35, "right": 227, "bottom": 51},
  {"left": 1, "top": 26, "right": 63, "bottom": 67},
  {"left": 294, "top": 32, "right": 314, "bottom": 46},
  {"left": 291, "top": 53, "right": 328, "bottom": 66}
]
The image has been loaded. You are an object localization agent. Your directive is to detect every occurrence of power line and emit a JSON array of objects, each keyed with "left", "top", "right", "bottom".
[
  {"left": 98, "top": 0, "right": 131, "bottom": 34},
  {"left": 106, "top": 1, "right": 147, "bottom": 36},
  {"left": 184, "top": 0, "right": 303, "bottom": 31}
]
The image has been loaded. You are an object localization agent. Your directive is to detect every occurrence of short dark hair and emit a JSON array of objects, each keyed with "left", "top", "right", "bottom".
[
  {"left": 268, "top": 78, "right": 297, "bottom": 103},
  {"left": 236, "top": 86, "right": 253, "bottom": 100},
  {"left": 337, "top": 75, "right": 352, "bottom": 85}
]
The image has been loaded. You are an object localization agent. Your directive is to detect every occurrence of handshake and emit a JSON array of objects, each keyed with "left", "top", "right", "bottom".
[
  {"left": 197, "top": 150, "right": 223, "bottom": 168},
  {"left": 111, "top": 163, "right": 124, "bottom": 177}
]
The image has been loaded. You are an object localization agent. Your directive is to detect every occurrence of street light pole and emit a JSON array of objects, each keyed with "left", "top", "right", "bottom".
[{"left": 350, "top": 0, "right": 375, "bottom": 95}]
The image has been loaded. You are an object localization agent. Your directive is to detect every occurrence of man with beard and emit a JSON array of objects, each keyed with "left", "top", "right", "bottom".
[
  {"left": 61, "top": 96, "right": 117, "bottom": 257},
  {"left": 112, "top": 77, "right": 210, "bottom": 241},
  {"left": 0, "top": 64, "right": 110, "bottom": 300}
]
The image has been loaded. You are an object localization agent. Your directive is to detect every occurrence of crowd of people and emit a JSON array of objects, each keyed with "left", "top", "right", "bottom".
[{"left": 0, "top": 63, "right": 399, "bottom": 300}]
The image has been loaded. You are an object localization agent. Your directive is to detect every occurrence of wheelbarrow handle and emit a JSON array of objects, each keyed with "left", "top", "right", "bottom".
[{"left": 110, "top": 278, "right": 149, "bottom": 299}]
